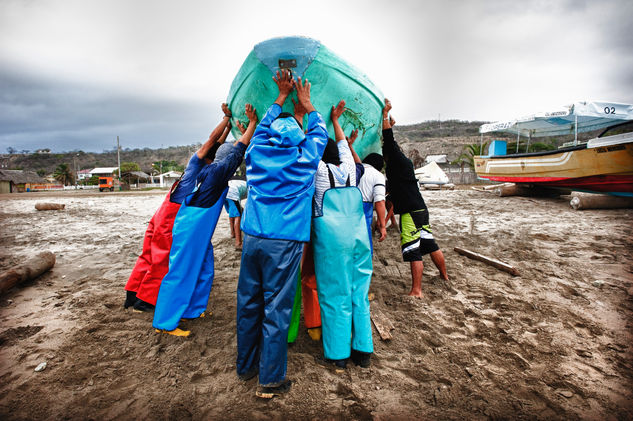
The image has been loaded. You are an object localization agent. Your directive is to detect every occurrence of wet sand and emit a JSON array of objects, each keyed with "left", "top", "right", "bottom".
[{"left": 0, "top": 189, "right": 632, "bottom": 420}]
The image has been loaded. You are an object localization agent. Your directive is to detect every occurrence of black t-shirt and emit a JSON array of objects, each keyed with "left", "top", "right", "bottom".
[{"left": 382, "top": 128, "right": 427, "bottom": 214}]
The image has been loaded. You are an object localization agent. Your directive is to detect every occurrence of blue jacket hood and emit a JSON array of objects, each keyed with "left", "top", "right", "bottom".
[{"left": 268, "top": 117, "right": 306, "bottom": 147}]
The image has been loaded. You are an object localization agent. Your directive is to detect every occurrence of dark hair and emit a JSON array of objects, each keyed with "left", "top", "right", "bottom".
[
  {"left": 204, "top": 142, "right": 221, "bottom": 161},
  {"left": 321, "top": 138, "right": 341, "bottom": 166},
  {"left": 362, "top": 153, "right": 384, "bottom": 172}
]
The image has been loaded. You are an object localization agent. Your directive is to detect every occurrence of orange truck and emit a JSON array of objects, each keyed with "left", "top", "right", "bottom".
[{"left": 98, "top": 177, "right": 120, "bottom": 192}]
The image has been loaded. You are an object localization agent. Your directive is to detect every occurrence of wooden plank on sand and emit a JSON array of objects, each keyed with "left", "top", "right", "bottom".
[
  {"left": 454, "top": 246, "right": 519, "bottom": 276},
  {"left": 371, "top": 308, "right": 394, "bottom": 341}
]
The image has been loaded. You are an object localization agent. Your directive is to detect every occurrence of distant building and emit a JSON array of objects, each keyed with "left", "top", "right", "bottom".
[
  {"left": 77, "top": 169, "right": 92, "bottom": 180},
  {"left": 90, "top": 167, "right": 119, "bottom": 177},
  {"left": 124, "top": 171, "right": 151, "bottom": 187},
  {"left": 0, "top": 170, "right": 47, "bottom": 193},
  {"left": 159, "top": 170, "right": 182, "bottom": 188},
  {"left": 35, "top": 148, "right": 51, "bottom": 154}
]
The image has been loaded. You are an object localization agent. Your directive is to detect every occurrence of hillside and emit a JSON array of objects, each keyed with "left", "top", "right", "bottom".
[{"left": 0, "top": 119, "right": 600, "bottom": 176}]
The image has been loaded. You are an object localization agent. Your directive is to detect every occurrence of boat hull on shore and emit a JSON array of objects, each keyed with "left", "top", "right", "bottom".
[{"left": 474, "top": 137, "right": 633, "bottom": 196}]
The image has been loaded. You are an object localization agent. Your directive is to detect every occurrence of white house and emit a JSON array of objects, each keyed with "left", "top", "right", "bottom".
[
  {"left": 90, "top": 167, "right": 119, "bottom": 177},
  {"left": 158, "top": 170, "right": 182, "bottom": 188},
  {"left": 77, "top": 169, "right": 92, "bottom": 180}
]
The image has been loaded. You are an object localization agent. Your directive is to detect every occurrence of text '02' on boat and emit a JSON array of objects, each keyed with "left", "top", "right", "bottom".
[{"left": 474, "top": 101, "right": 633, "bottom": 197}]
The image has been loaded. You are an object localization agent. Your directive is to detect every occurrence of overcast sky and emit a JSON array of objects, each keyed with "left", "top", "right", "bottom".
[{"left": 1, "top": 0, "right": 632, "bottom": 153}]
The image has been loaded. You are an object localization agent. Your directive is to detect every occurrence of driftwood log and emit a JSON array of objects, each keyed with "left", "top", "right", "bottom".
[
  {"left": 570, "top": 193, "right": 633, "bottom": 210},
  {"left": 35, "top": 203, "right": 65, "bottom": 211},
  {"left": 493, "top": 183, "right": 561, "bottom": 198},
  {"left": 454, "top": 247, "right": 519, "bottom": 276},
  {"left": 371, "top": 306, "right": 395, "bottom": 341},
  {"left": 0, "top": 252, "right": 56, "bottom": 295},
  {"left": 494, "top": 184, "right": 532, "bottom": 197}
]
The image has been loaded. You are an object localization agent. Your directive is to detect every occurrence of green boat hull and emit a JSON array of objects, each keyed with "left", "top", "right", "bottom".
[{"left": 227, "top": 36, "right": 384, "bottom": 159}]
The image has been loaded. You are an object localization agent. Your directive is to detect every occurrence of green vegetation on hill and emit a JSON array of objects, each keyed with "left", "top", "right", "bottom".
[
  {"left": 2, "top": 144, "right": 200, "bottom": 177},
  {"left": 1, "top": 119, "right": 611, "bottom": 175}
]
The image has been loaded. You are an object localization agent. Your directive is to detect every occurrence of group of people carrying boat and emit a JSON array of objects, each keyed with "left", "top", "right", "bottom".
[{"left": 123, "top": 69, "right": 448, "bottom": 398}]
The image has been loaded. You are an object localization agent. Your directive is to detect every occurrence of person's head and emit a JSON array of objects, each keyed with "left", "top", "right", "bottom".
[
  {"left": 321, "top": 138, "right": 341, "bottom": 166},
  {"left": 276, "top": 112, "right": 302, "bottom": 129},
  {"left": 204, "top": 142, "right": 222, "bottom": 164},
  {"left": 362, "top": 153, "right": 384, "bottom": 172},
  {"left": 269, "top": 113, "right": 305, "bottom": 146},
  {"left": 214, "top": 143, "right": 234, "bottom": 163}
]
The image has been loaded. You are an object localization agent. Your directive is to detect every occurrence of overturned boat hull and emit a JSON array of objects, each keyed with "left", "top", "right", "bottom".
[{"left": 474, "top": 136, "right": 633, "bottom": 196}]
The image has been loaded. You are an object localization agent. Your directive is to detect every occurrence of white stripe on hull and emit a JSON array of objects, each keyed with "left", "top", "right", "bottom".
[{"left": 484, "top": 152, "right": 573, "bottom": 173}]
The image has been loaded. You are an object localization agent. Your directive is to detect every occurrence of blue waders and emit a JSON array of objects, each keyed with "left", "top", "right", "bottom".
[
  {"left": 312, "top": 181, "right": 373, "bottom": 360},
  {"left": 362, "top": 201, "right": 374, "bottom": 254},
  {"left": 236, "top": 235, "right": 303, "bottom": 386},
  {"left": 153, "top": 187, "right": 228, "bottom": 331}
]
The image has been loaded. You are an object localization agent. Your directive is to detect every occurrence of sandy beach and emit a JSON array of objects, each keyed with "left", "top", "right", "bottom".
[{"left": 0, "top": 188, "right": 632, "bottom": 420}]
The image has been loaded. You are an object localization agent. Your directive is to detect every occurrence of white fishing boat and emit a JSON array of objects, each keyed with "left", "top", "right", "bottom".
[{"left": 475, "top": 101, "right": 633, "bottom": 197}]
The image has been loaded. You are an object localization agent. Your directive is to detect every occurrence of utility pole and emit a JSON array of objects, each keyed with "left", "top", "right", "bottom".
[
  {"left": 73, "top": 154, "right": 79, "bottom": 189},
  {"left": 438, "top": 113, "right": 441, "bottom": 130},
  {"left": 116, "top": 136, "right": 121, "bottom": 186}
]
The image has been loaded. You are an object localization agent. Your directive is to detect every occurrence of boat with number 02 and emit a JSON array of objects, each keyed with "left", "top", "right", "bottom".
[{"left": 474, "top": 101, "right": 633, "bottom": 197}]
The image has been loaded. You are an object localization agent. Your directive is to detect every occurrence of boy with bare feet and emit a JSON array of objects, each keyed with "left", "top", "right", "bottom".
[{"left": 381, "top": 99, "right": 448, "bottom": 297}]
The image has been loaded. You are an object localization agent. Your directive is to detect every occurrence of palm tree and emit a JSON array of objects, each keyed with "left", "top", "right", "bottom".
[
  {"left": 53, "top": 163, "right": 74, "bottom": 185},
  {"left": 452, "top": 142, "right": 489, "bottom": 170}
]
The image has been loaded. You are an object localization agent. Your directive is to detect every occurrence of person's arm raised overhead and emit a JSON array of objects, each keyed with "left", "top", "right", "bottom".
[
  {"left": 237, "top": 103, "right": 258, "bottom": 147},
  {"left": 331, "top": 100, "right": 355, "bottom": 183},
  {"left": 235, "top": 120, "right": 246, "bottom": 135},
  {"left": 331, "top": 100, "right": 346, "bottom": 141},
  {"left": 346, "top": 129, "right": 361, "bottom": 164},
  {"left": 295, "top": 76, "right": 316, "bottom": 114},
  {"left": 382, "top": 98, "right": 392, "bottom": 130},
  {"left": 292, "top": 97, "right": 307, "bottom": 129},
  {"left": 273, "top": 69, "right": 294, "bottom": 107},
  {"left": 196, "top": 102, "right": 232, "bottom": 159},
  {"left": 297, "top": 76, "right": 328, "bottom": 160},
  {"left": 250, "top": 70, "right": 293, "bottom": 141},
  {"left": 381, "top": 98, "right": 402, "bottom": 160},
  {"left": 219, "top": 122, "right": 232, "bottom": 144}
]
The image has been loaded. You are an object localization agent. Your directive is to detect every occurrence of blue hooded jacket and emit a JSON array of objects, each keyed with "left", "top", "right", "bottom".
[{"left": 241, "top": 103, "right": 328, "bottom": 242}]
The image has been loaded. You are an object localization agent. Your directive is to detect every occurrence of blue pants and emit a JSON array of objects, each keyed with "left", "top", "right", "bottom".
[{"left": 236, "top": 234, "right": 302, "bottom": 386}]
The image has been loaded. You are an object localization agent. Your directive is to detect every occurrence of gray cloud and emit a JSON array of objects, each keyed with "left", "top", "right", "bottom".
[
  {"left": 1, "top": 0, "right": 632, "bottom": 152},
  {"left": 0, "top": 68, "right": 224, "bottom": 152}
]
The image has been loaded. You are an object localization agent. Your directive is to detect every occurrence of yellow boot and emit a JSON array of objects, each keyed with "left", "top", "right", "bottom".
[
  {"left": 307, "top": 327, "right": 322, "bottom": 341},
  {"left": 155, "top": 328, "right": 190, "bottom": 337},
  {"left": 181, "top": 311, "right": 210, "bottom": 322}
]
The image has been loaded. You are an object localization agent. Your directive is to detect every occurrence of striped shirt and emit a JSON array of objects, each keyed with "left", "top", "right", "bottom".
[{"left": 312, "top": 140, "right": 356, "bottom": 217}]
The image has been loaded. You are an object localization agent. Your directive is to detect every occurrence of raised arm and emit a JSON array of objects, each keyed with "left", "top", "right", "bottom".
[
  {"left": 273, "top": 70, "right": 294, "bottom": 107},
  {"left": 346, "top": 129, "right": 361, "bottom": 164},
  {"left": 196, "top": 103, "right": 232, "bottom": 159},
  {"left": 295, "top": 76, "right": 316, "bottom": 114},
  {"left": 382, "top": 98, "right": 392, "bottom": 130},
  {"left": 297, "top": 76, "right": 328, "bottom": 161},
  {"left": 291, "top": 96, "right": 307, "bottom": 129},
  {"left": 237, "top": 103, "right": 258, "bottom": 147},
  {"left": 219, "top": 122, "right": 232, "bottom": 144},
  {"left": 381, "top": 98, "right": 403, "bottom": 160},
  {"left": 331, "top": 100, "right": 346, "bottom": 141}
]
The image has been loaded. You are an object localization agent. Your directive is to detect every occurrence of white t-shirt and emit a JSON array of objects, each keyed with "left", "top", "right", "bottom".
[
  {"left": 312, "top": 140, "right": 356, "bottom": 217},
  {"left": 227, "top": 179, "right": 247, "bottom": 201},
  {"left": 357, "top": 164, "right": 386, "bottom": 203}
]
